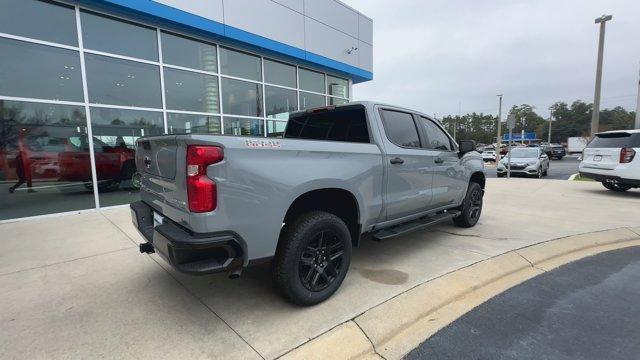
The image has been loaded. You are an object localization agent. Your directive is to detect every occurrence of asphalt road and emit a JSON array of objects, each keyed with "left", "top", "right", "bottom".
[
  {"left": 485, "top": 157, "right": 580, "bottom": 180},
  {"left": 407, "top": 246, "right": 640, "bottom": 360}
]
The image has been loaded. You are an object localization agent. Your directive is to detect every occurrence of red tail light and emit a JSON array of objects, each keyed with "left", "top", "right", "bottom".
[
  {"left": 186, "top": 145, "right": 223, "bottom": 212},
  {"left": 620, "top": 147, "right": 636, "bottom": 164}
]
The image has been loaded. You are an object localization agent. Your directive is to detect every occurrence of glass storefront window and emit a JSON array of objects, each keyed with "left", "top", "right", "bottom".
[
  {"left": 0, "top": 1, "right": 354, "bottom": 221},
  {"left": 80, "top": 10, "right": 158, "bottom": 61},
  {"left": 264, "top": 59, "right": 296, "bottom": 88},
  {"left": 0, "top": 0, "right": 78, "bottom": 46},
  {"left": 299, "top": 68, "right": 325, "bottom": 93},
  {"left": 219, "top": 47, "right": 261, "bottom": 81},
  {"left": 167, "top": 113, "right": 221, "bottom": 135},
  {"left": 221, "top": 78, "right": 263, "bottom": 117},
  {"left": 329, "top": 97, "right": 349, "bottom": 106},
  {"left": 164, "top": 68, "right": 219, "bottom": 113},
  {"left": 161, "top": 32, "right": 217, "bottom": 73},
  {"left": 327, "top": 75, "right": 349, "bottom": 98},
  {"left": 85, "top": 53, "right": 162, "bottom": 108},
  {"left": 299, "top": 92, "right": 326, "bottom": 110},
  {"left": 223, "top": 117, "right": 264, "bottom": 137},
  {"left": 0, "top": 38, "right": 83, "bottom": 102},
  {"left": 265, "top": 86, "right": 297, "bottom": 119},
  {"left": 89, "top": 107, "right": 163, "bottom": 207},
  {"left": 267, "top": 120, "right": 287, "bottom": 138},
  {"left": 0, "top": 100, "right": 95, "bottom": 220}
]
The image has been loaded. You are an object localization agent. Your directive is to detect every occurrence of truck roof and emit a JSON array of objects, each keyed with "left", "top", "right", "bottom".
[{"left": 292, "top": 101, "right": 443, "bottom": 124}]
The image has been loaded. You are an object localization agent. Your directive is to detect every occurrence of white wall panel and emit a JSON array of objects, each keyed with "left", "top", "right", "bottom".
[
  {"left": 271, "top": 0, "right": 304, "bottom": 13},
  {"left": 224, "top": 0, "right": 304, "bottom": 49},
  {"left": 305, "top": 18, "right": 359, "bottom": 67},
  {"left": 358, "top": 14, "right": 373, "bottom": 45},
  {"left": 358, "top": 40, "right": 373, "bottom": 72},
  {"left": 304, "top": 0, "right": 358, "bottom": 38},
  {"left": 151, "top": 0, "right": 371, "bottom": 75},
  {"left": 153, "top": 0, "right": 223, "bottom": 23}
]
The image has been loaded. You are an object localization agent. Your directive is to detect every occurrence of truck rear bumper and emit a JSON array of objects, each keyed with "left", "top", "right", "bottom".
[
  {"left": 130, "top": 201, "right": 244, "bottom": 275},
  {"left": 579, "top": 172, "right": 640, "bottom": 187}
]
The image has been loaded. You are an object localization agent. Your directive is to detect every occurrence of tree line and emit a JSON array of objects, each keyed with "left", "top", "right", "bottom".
[{"left": 439, "top": 100, "right": 637, "bottom": 145}]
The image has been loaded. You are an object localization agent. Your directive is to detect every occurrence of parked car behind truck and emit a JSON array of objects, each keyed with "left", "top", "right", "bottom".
[{"left": 130, "top": 102, "right": 486, "bottom": 305}]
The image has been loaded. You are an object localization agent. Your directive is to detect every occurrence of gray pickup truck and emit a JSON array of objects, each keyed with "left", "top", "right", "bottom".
[{"left": 130, "top": 102, "right": 485, "bottom": 305}]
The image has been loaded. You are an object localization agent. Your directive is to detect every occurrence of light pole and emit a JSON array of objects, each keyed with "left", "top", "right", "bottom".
[
  {"left": 548, "top": 108, "right": 553, "bottom": 143},
  {"left": 635, "top": 62, "right": 640, "bottom": 129},
  {"left": 591, "top": 14, "right": 613, "bottom": 137},
  {"left": 496, "top": 94, "right": 503, "bottom": 147}
]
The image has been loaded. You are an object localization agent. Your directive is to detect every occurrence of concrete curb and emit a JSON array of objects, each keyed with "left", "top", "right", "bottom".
[{"left": 279, "top": 227, "right": 640, "bottom": 360}]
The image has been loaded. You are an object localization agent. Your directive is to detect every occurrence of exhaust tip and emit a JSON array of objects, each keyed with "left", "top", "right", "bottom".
[{"left": 228, "top": 268, "right": 242, "bottom": 279}]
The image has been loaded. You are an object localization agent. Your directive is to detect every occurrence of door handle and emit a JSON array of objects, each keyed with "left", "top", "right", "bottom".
[
  {"left": 390, "top": 157, "right": 404, "bottom": 165},
  {"left": 434, "top": 157, "right": 444, "bottom": 164}
]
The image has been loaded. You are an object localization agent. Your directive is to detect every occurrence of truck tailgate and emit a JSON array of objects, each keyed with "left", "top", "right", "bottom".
[{"left": 136, "top": 137, "right": 178, "bottom": 179}]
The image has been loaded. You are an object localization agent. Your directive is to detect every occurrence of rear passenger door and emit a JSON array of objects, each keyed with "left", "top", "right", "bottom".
[
  {"left": 379, "top": 109, "right": 436, "bottom": 221},
  {"left": 418, "top": 116, "right": 467, "bottom": 208}
]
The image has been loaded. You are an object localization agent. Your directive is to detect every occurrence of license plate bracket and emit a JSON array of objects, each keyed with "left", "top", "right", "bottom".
[{"left": 593, "top": 155, "right": 602, "bottom": 161}]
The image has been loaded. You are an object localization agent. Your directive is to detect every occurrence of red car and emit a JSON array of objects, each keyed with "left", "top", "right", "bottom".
[{"left": 58, "top": 136, "right": 137, "bottom": 190}]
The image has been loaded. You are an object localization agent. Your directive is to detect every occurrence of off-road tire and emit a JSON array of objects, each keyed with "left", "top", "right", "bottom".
[
  {"left": 273, "top": 211, "right": 352, "bottom": 306},
  {"left": 453, "top": 182, "right": 483, "bottom": 228}
]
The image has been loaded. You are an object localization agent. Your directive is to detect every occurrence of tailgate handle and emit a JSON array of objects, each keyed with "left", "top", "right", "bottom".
[{"left": 390, "top": 157, "right": 404, "bottom": 165}]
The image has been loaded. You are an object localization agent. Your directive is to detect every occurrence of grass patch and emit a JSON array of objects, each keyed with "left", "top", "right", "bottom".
[{"left": 572, "top": 174, "right": 595, "bottom": 182}]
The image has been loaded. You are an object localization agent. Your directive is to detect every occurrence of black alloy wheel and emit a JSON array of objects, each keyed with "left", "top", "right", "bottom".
[{"left": 298, "top": 230, "right": 345, "bottom": 292}]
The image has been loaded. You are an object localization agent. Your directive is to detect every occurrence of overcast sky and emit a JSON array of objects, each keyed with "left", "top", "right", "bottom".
[{"left": 343, "top": 0, "right": 640, "bottom": 118}]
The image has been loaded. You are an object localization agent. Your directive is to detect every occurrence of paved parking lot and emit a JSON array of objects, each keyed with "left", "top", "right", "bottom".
[
  {"left": 485, "top": 156, "right": 580, "bottom": 180},
  {"left": 1, "top": 179, "right": 639, "bottom": 359}
]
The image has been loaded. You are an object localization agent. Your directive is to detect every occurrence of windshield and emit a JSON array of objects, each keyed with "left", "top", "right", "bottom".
[{"left": 508, "top": 148, "right": 539, "bottom": 158}]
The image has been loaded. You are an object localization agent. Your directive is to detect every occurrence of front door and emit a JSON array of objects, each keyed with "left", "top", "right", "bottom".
[{"left": 417, "top": 116, "right": 466, "bottom": 208}]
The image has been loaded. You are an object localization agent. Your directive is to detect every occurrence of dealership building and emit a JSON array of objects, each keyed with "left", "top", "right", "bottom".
[{"left": 0, "top": 0, "right": 373, "bottom": 221}]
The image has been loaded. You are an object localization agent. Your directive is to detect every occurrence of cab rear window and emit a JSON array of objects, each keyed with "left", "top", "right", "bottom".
[
  {"left": 587, "top": 133, "right": 640, "bottom": 148},
  {"left": 284, "top": 105, "right": 369, "bottom": 143}
]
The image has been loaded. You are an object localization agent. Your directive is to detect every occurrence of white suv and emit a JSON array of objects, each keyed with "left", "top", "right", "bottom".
[{"left": 579, "top": 130, "right": 640, "bottom": 192}]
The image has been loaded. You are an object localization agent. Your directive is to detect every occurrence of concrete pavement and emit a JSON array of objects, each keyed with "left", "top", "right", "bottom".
[{"left": 1, "top": 179, "right": 639, "bottom": 359}]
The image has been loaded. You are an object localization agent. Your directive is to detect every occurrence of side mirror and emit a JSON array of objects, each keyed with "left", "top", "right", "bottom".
[{"left": 458, "top": 140, "right": 476, "bottom": 157}]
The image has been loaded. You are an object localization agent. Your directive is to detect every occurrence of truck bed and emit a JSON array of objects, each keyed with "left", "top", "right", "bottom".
[{"left": 136, "top": 134, "right": 384, "bottom": 263}]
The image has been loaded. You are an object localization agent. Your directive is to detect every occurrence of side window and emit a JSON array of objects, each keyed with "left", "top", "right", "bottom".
[
  {"left": 284, "top": 106, "right": 370, "bottom": 143},
  {"left": 380, "top": 110, "right": 421, "bottom": 148},
  {"left": 420, "top": 117, "right": 452, "bottom": 151}
]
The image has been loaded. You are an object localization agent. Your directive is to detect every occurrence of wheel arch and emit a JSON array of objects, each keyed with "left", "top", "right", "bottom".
[
  {"left": 470, "top": 171, "right": 486, "bottom": 190},
  {"left": 282, "top": 188, "right": 361, "bottom": 247}
]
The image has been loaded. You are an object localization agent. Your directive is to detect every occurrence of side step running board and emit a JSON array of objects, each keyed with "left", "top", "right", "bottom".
[{"left": 372, "top": 210, "right": 461, "bottom": 241}]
